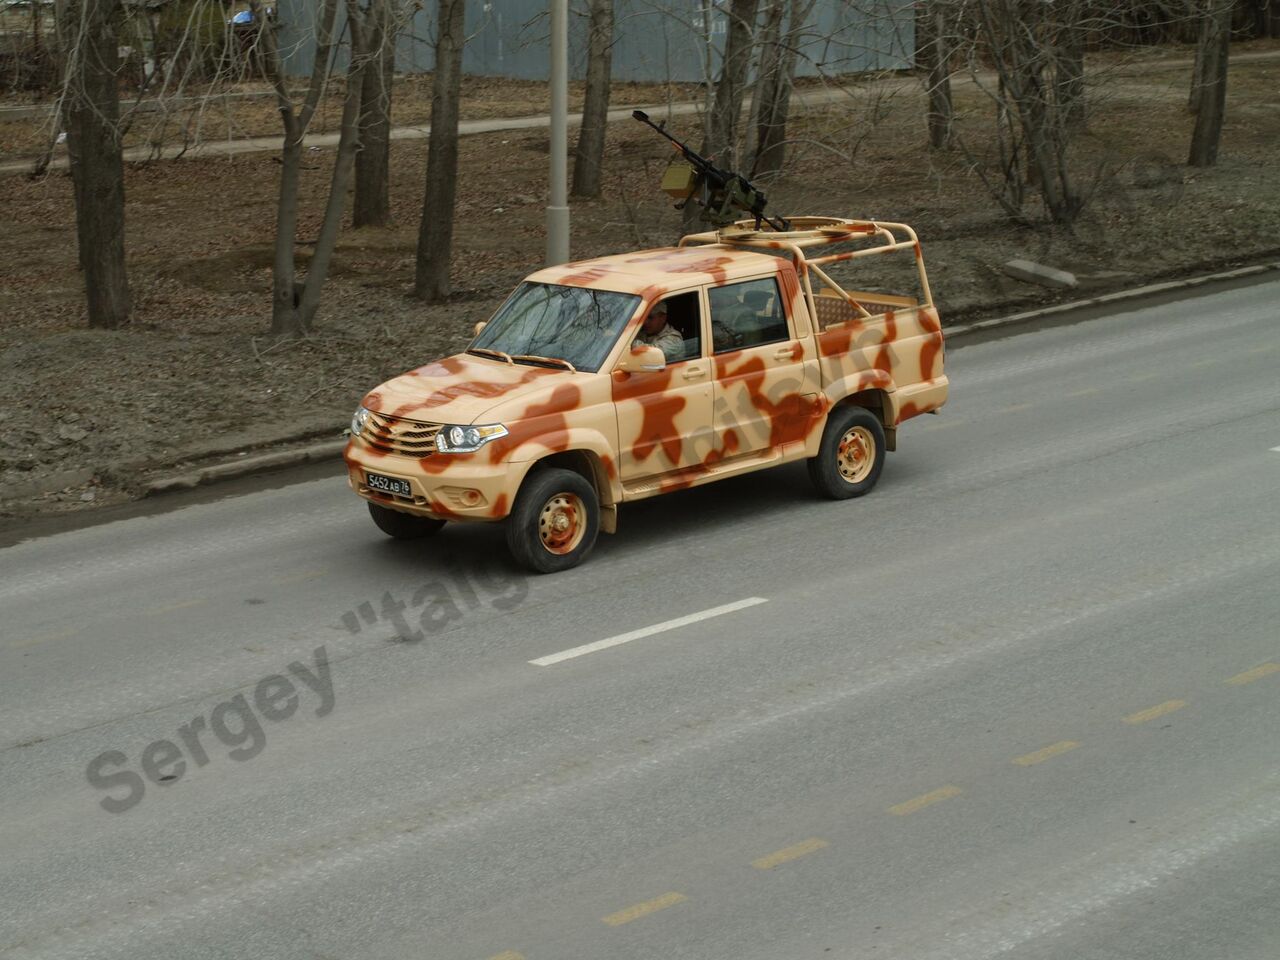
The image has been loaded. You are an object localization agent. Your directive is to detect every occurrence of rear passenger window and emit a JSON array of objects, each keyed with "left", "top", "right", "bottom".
[{"left": 708, "top": 278, "right": 788, "bottom": 353}]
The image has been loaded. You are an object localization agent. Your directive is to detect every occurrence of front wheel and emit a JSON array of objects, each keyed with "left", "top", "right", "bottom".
[
  {"left": 807, "top": 406, "right": 886, "bottom": 499},
  {"left": 368, "top": 501, "right": 446, "bottom": 539},
  {"left": 506, "top": 467, "right": 600, "bottom": 573}
]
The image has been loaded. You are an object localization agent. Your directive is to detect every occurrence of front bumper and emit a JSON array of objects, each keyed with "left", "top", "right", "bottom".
[{"left": 344, "top": 439, "right": 525, "bottom": 521}]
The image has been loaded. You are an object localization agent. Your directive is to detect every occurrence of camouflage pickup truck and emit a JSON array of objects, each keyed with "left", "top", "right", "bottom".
[{"left": 345, "top": 217, "right": 949, "bottom": 572}]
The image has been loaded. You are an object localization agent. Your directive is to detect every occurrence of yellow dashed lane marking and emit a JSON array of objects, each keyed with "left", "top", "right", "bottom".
[
  {"left": 1013, "top": 740, "right": 1081, "bottom": 766},
  {"left": 752, "top": 837, "right": 829, "bottom": 870},
  {"left": 269, "top": 568, "right": 327, "bottom": 586},
  {"left": 889, "top": 785, "right": 962, "bottom": 816},
  {"left": 10, "top": 628, "right": 77, "bottom": 649},
  {"left": 601, "top": 892, "right": 687, "bottom": 926},
  {"left": 486, "top": 952, "right": 525, "bottom": 960},
  {"left": 143, "top": 597, "right": 209, "bottom": 616},
  {"left": 1066, "top": 387, "right": 1100, "bottom": 398},
  {"left": 1124, "top": 699, "right": 1187, "bottom": 724},
  {"left": 1002, "top": 402, "right": 1034, "bottom": 413},
  {"left": 1226, "top": 663, "right": 1280, "bottom": 686}
]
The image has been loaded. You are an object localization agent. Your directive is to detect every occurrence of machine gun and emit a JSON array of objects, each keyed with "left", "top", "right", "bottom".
[{"left": 632, "top": 110, "right": 791, "bottom": 233}]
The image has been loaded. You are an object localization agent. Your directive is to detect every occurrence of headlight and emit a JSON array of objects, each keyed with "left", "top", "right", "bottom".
[
  {"left": 350, "top": 405, "right": 372, "bottom": 437},
  {"left": 434, "top": 423, "right": 508, "bottom": 454}
]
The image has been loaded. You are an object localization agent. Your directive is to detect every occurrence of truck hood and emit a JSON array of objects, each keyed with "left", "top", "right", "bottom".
[{"left": 360, "top": 353, "right": 564, "bottom": 425}]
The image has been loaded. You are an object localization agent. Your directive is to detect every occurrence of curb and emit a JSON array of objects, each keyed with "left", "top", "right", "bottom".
[
  {"left": 140, "top": 258, "right": 1280, "bottom": 498},
  {"left": 144, "top": 439, "right": 348, "bottom": 496},
  {"left": 944, "top": 260, "right": 1280, "bottom": 341}
]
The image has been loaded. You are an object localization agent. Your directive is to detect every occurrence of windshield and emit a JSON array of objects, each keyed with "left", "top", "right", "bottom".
[{"left": 470, "top": 282, "right": 641, "bottom": 372}]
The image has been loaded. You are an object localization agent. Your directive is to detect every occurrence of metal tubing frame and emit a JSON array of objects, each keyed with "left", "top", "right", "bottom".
[{"left": 677, "top": 217, "right": 935, "bottom": 311}]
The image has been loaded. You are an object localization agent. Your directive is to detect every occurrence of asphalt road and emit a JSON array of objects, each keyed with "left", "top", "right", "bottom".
[{"left": 2, "top": 279, "right": 1278, "bottom": 960}]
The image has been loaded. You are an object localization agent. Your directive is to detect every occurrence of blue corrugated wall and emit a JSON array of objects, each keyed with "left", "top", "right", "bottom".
[{"left": 273, "top": 0, "right": 914, "bottom": 82}]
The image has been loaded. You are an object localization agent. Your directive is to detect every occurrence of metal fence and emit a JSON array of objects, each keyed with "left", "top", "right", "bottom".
[{"left": 273, "top": 0, "right": 914, "bottom": 82}]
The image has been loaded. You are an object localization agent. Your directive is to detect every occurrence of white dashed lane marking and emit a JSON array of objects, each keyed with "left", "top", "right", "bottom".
[{"left": 529, "top": 598, "right": 769, "bottom": 666}]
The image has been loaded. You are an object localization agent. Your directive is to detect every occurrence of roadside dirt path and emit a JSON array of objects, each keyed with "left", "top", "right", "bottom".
[{"left": 6, "top": 49, "right": 1277, "bottom": 177}]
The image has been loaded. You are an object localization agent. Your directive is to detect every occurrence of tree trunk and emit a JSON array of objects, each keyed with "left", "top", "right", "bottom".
[
  {"left": 265, "top": 0, "right": 340, "bottom": 337},
  {"left": 973, "top": 0, "right": 1082, "bottom": 224},
  {"left": 571, "top": 0, "right": 613, "bottom": 198},
  {"left": 1242, "top": 0, "right": 1277, "bottom": 36},
  {"left": 1188, "top": 0, "right": 1231, "bottom": 167},
  {"left": 1057, "top": 0, "right": 1086, "bottom": 130},
  {"left": 750, "top": 0, "right": 814, "bottom": 177},
  {"left": 56, "top": 0, "right": 131, "bottom": 328},
  {"left": 682, "top": 0, "right": 758, "bottom": 230},
  {"left": 1189, "top": 5, "right": 1211, "bottom": 111},
  {"left": 353, "top": 0, "right": 395, "bottom": 228},
  {"left": 270, "top": 127, "right": 305, "bottom": 337},
  {"left": 414, "top": 0, "right": 466, "bottom": 302},
  {"left": 746, "top": 0, "right": 784, "bottom": 171},
  {"left": 917, "top": 0, "right": 953, "bottom": 149},
  {"left": 705, "top": 0, "right": 760, "bottom": 169}
]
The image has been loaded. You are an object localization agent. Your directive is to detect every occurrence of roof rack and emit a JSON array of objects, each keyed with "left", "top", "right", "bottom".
[{"left": 678, "top": 216, "right": 935, "bottom": 319}]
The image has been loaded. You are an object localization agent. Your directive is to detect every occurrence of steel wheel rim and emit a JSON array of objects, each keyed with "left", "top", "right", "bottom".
[
  {"left": 538, "top": 492, "right": 586, "bottom": 555},
  {"left": 836, "top": 425, "right": 875, "bottom": 484}
]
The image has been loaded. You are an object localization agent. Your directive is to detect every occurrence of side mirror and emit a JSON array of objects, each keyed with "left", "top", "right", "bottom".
[
  {"left": 615, "top": 345, "right": 666, "bottom": 374},
  {"left": 473, "top": 321, "right": 487, "bottom": 336}
]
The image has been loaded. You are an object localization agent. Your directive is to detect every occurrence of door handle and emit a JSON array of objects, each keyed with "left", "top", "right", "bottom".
[
  {"left": 774, "top": 345, "right": 797, "bottom": 361},
  {"left": 682, "top": 366, "right": 706, "bottom": 380}
]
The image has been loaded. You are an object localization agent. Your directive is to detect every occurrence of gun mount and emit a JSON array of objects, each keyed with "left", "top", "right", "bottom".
[{"left": 632, "top": 110, "right": 791, "bottom": 233}]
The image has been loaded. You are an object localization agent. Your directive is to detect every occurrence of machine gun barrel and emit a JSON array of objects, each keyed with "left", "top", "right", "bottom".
[
  {"left": 631, "top": 110, "right": 727, "bottom": 187},
  {"left": 631, "top": 110, "right": 790, "bottom": 232}
]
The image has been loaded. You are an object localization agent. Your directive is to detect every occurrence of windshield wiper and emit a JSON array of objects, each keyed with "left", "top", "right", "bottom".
[
  {"left": 511, "top": 354, "right": 578, "bottom": 372},
  {"left": 468, "top": 347, "right": 514, "bottom": 365}
]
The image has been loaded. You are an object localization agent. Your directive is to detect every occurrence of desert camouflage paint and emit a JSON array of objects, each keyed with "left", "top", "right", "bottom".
[{"left": 344, "top": 217, "right": 948, "bottom": 531}]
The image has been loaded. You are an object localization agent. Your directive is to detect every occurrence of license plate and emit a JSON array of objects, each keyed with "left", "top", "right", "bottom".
[{"left": 365, "top": 472, "right": 411, "bottom": 498}]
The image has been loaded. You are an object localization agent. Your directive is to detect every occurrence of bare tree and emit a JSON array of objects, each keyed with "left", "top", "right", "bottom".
[
  {"left": 354, "top": 0, "right": 396, "bottom": 227},
  {"left": 259, "top": 0, "right": 379, "bottom": 337},
  {"left": 571, "top": 0, "right": 614, "bottom": 198},
  {"left": 749, "top": 0, "right": 815, "bottom": 177},
  {"left": 705, "top": 0, "right": 760, "bottom": 169},
  {"left": 1057, "top": 0, "right": 1086, "bottom": 130},
  {"left": 958, "top": 0, "right": 1090, "bottom": 223},
  {"left": 53, "top": 0, "right": 131, "bottom": 328},
  {"left": 916, "top": 0, "right": 954, "bottom": 149},
  {"left": 1188, "top": 0, "right": 1232, "bottom": 166},
  {"left": 677, "top": 0, "right": 758, "bottom": 231},
  {"left": 414, "top": 0, "right": 467, "bottom": 302},
  {"left": 1245, "top": 0, "right": 1280, "bottom": 36}
]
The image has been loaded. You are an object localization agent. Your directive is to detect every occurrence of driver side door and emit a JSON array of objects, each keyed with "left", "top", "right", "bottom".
[{"left": 612, "top": 290, "right": 713, "bottom": 485}]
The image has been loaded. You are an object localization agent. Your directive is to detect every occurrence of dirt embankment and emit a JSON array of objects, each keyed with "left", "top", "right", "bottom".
[{"left": 1, "top": 43, "right": 1278, "bottom": 523}]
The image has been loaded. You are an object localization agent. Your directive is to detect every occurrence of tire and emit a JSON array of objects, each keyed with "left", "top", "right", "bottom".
[
  {"left": 368, "top": 501, "right": 446, "bottom": 539},
  {"left": 807, "top": 405, "right": 886, "bottom": 500},
  {"left": 505, "top": 467, "right": 600, "bottom": 574}
]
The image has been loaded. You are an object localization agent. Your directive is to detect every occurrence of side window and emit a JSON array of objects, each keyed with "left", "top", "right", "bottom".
[
  {"left": 708, "top": 278, "right": 788, "bottom": 354},
  {"left": 633, "top": 290, "right": 702, "bottom": 363}
]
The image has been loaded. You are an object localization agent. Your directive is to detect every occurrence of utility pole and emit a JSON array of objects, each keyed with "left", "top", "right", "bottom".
[{"left": 546, "top": 0, "right": 570, "bottom": 265}]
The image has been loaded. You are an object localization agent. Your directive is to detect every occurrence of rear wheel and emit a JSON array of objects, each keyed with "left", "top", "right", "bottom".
[
  {"left": 506, "top": 467, "right": 600, "bottom": 573},
  {"left": 368, "top": 501, "right": 445, "bottom": 539},
  {"left": 807, "top": 406, "right": 886, "bottom": 499}
]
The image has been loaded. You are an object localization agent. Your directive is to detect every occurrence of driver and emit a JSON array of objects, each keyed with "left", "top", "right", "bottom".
[{"left": 632, "top": 302, "right": 683, "bottom": 361}]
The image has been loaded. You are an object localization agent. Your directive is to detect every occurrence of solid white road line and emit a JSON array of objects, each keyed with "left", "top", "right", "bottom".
[{"left": 529, "top": 597, "right": 769, "bottom": 667}]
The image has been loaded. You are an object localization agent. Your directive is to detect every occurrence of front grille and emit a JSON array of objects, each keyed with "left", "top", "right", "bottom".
[{"left": 359, "top": 411, "right": 442, "bottom": 457}]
